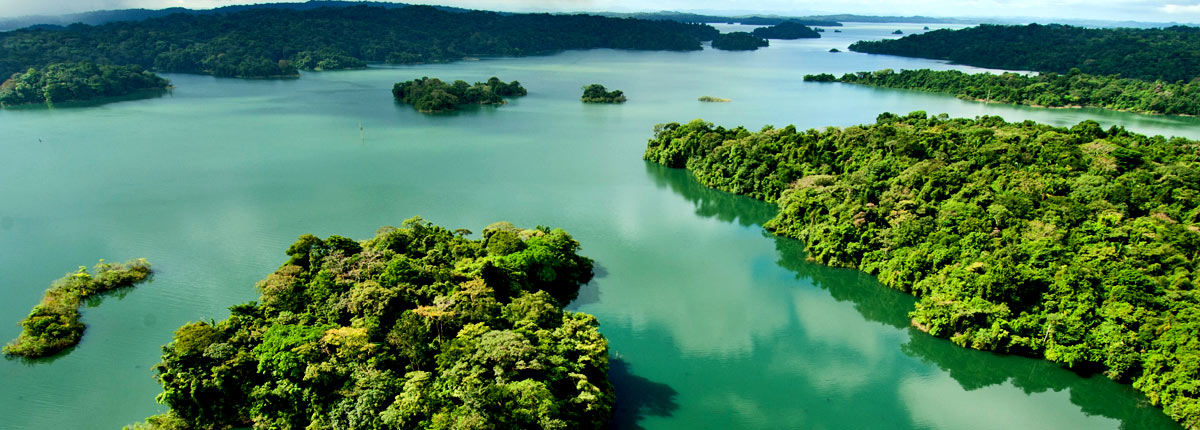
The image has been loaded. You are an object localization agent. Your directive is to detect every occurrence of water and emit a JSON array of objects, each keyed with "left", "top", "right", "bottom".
[{"left": 1, "top": 23, "right": 1195, "bottom": 430}]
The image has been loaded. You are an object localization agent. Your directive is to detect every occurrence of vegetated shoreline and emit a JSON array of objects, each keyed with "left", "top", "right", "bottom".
[
  {"left": 805, "top": 69, "right": 1200, "bottom": 117},
  {"left": 3, "top": 259, "right": 152, "bottom": 359},
  {"left": 126, "top": 218, "right": 612, "bottom": 430},
  {"left": 0, "top": 62, "right": 171, "bottom": 108},
  {"left": 643, "top": 113, "right": 1200, "bottom": 428}
]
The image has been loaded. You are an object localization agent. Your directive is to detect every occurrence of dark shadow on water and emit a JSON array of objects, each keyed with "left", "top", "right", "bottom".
[
  {"left": 567, "top": 263, "right": 606, "bottom": 310},
  {"left": 644, "top": 162, "right": 777, "bottom": 228},
  {"left": 647, "top": 160, "right": 1182, "bottom": 429},
  {"left": 607, "top": 358, "right": 679, "bottom": 430}
]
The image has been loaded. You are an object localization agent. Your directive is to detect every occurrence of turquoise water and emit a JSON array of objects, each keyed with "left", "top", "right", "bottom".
[{"left": 1, "top": 23, "right": 1196, "bottom": 430}]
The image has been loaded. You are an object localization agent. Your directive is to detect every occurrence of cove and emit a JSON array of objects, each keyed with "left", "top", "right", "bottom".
[{"left": 1, "top": 22, "right": 1197, "bottom": 429}]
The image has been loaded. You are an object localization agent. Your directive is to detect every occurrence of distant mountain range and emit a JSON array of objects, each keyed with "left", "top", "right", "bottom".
[
  {"left": 0, "top": 1, "right": 1192, "bottom": 32},
  {"left": 0, "top": 1, "right": 476, "bottom": 31}
]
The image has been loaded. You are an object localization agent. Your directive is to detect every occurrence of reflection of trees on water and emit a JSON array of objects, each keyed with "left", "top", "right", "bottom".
[
  {"left": 607, "top": 358, "right": 679, "bottom": 430},
  {"left": 644, "top": 162, "right": 777, "bottom": 228},
  {"left": 645, "top": 160, "right": 1179, "bottom": 430}
]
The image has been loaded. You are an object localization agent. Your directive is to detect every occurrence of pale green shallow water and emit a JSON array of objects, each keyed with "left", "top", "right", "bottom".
[{"left": 1, "top": 23, "right": 1198, "bottom": 430}]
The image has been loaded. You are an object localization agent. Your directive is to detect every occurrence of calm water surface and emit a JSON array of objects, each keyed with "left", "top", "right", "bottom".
[{"left": 1, "top": 23, "right": 1196, "bottom": 430}]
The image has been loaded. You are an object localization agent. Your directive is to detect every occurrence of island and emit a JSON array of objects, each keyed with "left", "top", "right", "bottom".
[
  {"left": 0, "top": 5, "right": 719, "bottom": 79},
  {"left": 125, "top": 218, "right": 612, "bottom": 430},
  {"left": 849, "top": 23, "right": 1200, "bottom": 82},
  {"left": 750, "top": 22, "right": 821, "bottom": 39},
  {"left": 644, "top": 113, "right": 1200, "bottom": 428},
  {"left": 392, "top": 77, "right": 527, "bottom": 113},
  {"left": 829, "top": 48, "right": 840, "bottom": 53},
  {"left": 4, "top": 259, "right": 152, "bottom": 358},
  {"left": 0, "top": 62, "right": 169, "bottom": 108},
  {"left": 711, "top": 32, "right": 770, "bottom": 51},
  {"left": 892, "top": 29, "right": 903, "bottom": 34},
  {"left": 698, "top": 96, "right": 731, "bottom": 102},
  {"left": 804, "top": 68, "right": 1200, "bottom": 116},
  {"left": 581, "top": 84, "right": 627, "bottom": 103}
]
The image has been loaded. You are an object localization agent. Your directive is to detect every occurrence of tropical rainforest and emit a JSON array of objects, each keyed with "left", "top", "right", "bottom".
[
  {"left": 0, "top": 5, "right": 719, "bottom": 79},
  {"left": 392, "top": 77, "right": 527, "bottom": 113},
  {"left": 644, "top": 112, "right": 1200, "bottom": 428},
  {"left": 751, "top": 22, "right": 821, "bottom": 40},
  {"left": 581, "top": 84, "right": 627, "bottom": 104},
  {"left": 849, "top": 24, "right": 1200, "bottom": 82},
  {"left": 711, "top": 32, "right": 770, "bottom": 51},
  {"left": 804, "top": 68, "right": 1200, "bottom": 116},
  {"left": 0, "top": 62, "right": 169, "bottom": 107},
  {"left": 126, "top": 218, "right": 612, "bottom": 430},
  {"left": 4, "top": 259, "right": 152, "bottom": 358}
]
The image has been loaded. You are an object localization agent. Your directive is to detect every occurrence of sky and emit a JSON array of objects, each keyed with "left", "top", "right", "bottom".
[{"left": 2, "top": 0, "right": 1200, "bottom": 23}]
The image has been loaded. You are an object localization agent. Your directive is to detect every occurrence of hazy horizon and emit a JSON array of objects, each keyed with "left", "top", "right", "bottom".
[{"left": 1, "top": 0, "right": 1199, "bottom": 24}]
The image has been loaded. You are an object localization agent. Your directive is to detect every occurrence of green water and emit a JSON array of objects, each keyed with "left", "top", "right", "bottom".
[{"left": 1, "top": 23, "right": 1197, "bottom": 430}]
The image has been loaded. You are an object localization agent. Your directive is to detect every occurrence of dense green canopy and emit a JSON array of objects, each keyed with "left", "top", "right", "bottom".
[
  {"left": 581, "top": 84, "right": 626, "bottom": 104},
  {"left": 849, "top": 24, "right": 1200, "bottom": 82},
  {"left": 711, "top": 32, "right": 770, "bottom": 51},
  {"left": 751, "top": 22, "right": 821, "bottom": 40},
  {"left": 128, "top": 218, "right": 611, "bottom": 430},
  {"left": 0, "top": 62, "right": 168, "bottom": 107},
  {"left": 805, "top": 68, "right": 1200, "bottom": 116},
  {"left": 392, "top": 77, "right": 527, "bottom": 113},
  {"left": 0, "top": 5, "right": 718, "bottom": 79},
  {"left": 645, "top": 113, "right": 1200, "bottom": 427}
]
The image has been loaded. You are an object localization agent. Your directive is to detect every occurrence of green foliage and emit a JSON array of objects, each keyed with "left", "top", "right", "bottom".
[
  {"left": 581, "top": 84, "right": 626, "bottom": 104},
  {"left": 3, "top": 259, "right": 152, "bottom": 358},
  {"left": 0, "top": 5, "right": 715, "bottom": 79},
  {"left": 136, "top": 217, "right": 610, "bottom": 429},
  {"left": 698, "top": 96, "right": 731, "bottom": 102},
  {"left": 392, "top": 76, "right": 527, "bottom": 113},
  {"left": 849, "top": 23, "right": 1200, "bottom": 82},
  {"left": 644, "top": 114, "right": 1200, "bottom": 427},
  {"left": 710, "top": 32, "right": 770, "bottom": 51},
  {"left": 750, "top": 22, "right": 820, "bottom": 40},
  {"left": 0, "top": 62, "right": 168, "bottom": 107},
  {"left": 806, "top": 68, "right": 1200, "bottom": 116}
]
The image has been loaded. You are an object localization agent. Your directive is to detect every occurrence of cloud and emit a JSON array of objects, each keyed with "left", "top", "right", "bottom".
[{"left": 1162, "top": 3, "right": 1200, "bottom": 13}]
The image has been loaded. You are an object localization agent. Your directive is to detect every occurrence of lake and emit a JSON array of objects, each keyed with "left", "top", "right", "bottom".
[{"left": 1, "top": 23, "right": 1197, "bottom": 430}]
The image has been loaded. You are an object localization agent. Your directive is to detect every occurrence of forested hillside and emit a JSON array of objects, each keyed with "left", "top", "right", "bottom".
[
  {"left": 644, "top": 113, "right": 1200, "bottom": 428},
  {"left": 849, "top": 24, "right": 1200, "bottom": 82},
  {"left": 0, "top": 62, "right": 169, "bottom": 107},
  {"left": 128, "top": 218, "right": 611, "bottom": 429},
  {"left": 805, "top": 68, "right": 1200, "bottom": 116},
  {"left": 0, "top": 5, "right": 718, "bottom": 78}
]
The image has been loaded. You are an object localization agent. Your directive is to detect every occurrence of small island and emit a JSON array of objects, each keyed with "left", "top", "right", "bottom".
[
  {"left": 892, "top": 29, "right": 904, "bottom": 34},
  {"left": 0, "top": 62, "right": 170, "bottom": 108},
  {"left": 4, "top": 259, "right": 152, "bottom": 358},
  {"left": 581, "top": 84, "right": 627, "bottom": 103},
  {"left": 829, "top": 48, "right": 841, "bottom": 53},
  {"left": 127, "top": 218, "right": 613, "bottom": 429},
  {"left": 698, "top": 96, "right": 731, "bottom": 102},
  {"left": 392, "top": 76, "right": 527, "bottom": 113},
  {"left": 750, "top": 22, "right": 821, "bottom": 39},
  {"left": 711, "top": 32, "right": 770, "bottom": 51}
]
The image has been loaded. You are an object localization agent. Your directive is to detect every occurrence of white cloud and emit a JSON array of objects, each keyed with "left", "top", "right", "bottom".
[{"left": 1162, "top": 3, "right": 1200, "bottom": 13}]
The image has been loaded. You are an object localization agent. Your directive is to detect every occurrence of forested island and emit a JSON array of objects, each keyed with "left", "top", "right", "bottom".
[
  {"left": 711, "top": 32, "right": 770, "bottom": 51},
  {"left": 126, "top": 218, "right": 611, "bottom": 430},
  {"left": 581, "top": 84, "right": 626, "bottom": 103},
  {"left": 4, "top": 259, "right": 152, "bottom": 358},
  {"left": 698, "top": 96, "right": 731, "bottom": 102},
  {"left": 849, "top": 24, "right": 1200, "bottom": 82},
  {"left": 644, "top": 113, "right": 1200, "bottom": 427},
  {"left": 392, "top": 77, "right": 526, "bottom": 113},
  {"left": 0, "top": 5, "right": 719, "bottom": 79},
  {"left": 0, "top": 62, "right": 169, "bottom": 107},
  {"left": 805, "top": 69, "right": 1200, "bottom": 116},
  {"left": 750, "top": 22, "right": 821, "bottom": 39}
]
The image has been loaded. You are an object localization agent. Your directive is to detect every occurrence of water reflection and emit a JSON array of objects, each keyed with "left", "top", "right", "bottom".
[
  {"left": 645, "top": 160, "right": 1180, "bottom": 429},
  {"left": 608, "top": 358, "right": 680, "bottom": 430}
]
